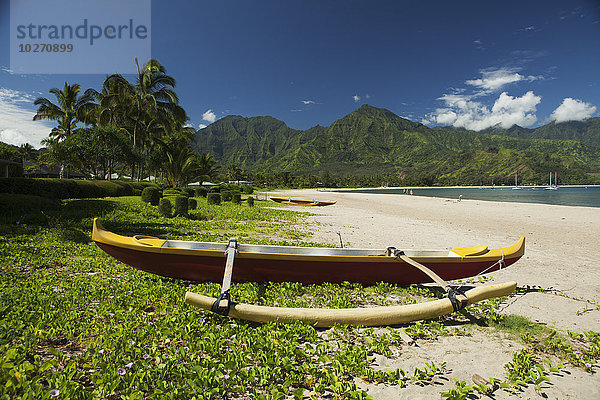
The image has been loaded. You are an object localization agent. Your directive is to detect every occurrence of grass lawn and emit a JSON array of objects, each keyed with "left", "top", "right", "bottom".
[{"left": 0, "top": 195, "right": 598, "bottom": 399}]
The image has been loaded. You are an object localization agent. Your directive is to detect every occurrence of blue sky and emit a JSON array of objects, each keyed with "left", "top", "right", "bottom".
[{"left": 1, "top": 0, "right": 599, "bottom": 147}]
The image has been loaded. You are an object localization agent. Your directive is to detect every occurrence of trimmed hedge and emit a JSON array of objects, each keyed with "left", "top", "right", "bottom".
[
  {"left": 221, "top": 191, "right": 232, "bottom": 202},
  {"left": 195, "top": 187, "right": 208, "bottom": 198},
  {"left": 158, "top": 198, "right": 172, "bottom": 218},
  {"left": 207, "top": 192, "right": 221, "bottom": 205},
  {"left": 181, "top": 188, "right": 194, "bottom": 197},
  {"left": 0, "top": 178, "right": 156, "bottom": 199},
  {"left": 247, "top": 196, "right": 255, "bottom": 207},
  {"left": 188, "top": 198, "right": 197, "bottom": 210},
  {"left": 242, "top": 185, "right": 254, "bottom": 195},
  {"left": 163, "top": 189, "right": 181, "bottom": 196},
  {"left": 174, "top": 196, "right": 188, "bottom": 216},
  {"left": 232, "top": 192, "right": 242, "bottom": 204},
  {"left": 141, "top": 187, "right": 160, "bottom": 205}
]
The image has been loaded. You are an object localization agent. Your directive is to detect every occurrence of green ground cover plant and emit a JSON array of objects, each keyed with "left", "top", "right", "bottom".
[{"left": 0, "top": 195, "right": 597, "bottom": 399}]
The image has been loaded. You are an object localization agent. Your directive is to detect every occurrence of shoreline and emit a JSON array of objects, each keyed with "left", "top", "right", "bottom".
[
  {"left": 330, "top": 184, "right": 600, "bottom": 190},
  {"left": 316, "top": 185, "right": 600, "bottom": 209}
]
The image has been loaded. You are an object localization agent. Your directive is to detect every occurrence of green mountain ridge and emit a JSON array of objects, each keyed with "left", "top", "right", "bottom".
[
  {"left": 474, "top": 118, "right": 600, "bottom": 148},
  {"left": 190, "top": 104, "right": 600, "bottom": 185}
]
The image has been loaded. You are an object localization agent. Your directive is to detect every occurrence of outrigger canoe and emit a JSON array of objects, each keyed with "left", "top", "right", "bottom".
[
  {"left": 270, "top": 197, "right": 336, "bottom": 206},
  {"left": 92, "top": 218, "right": 524, "bottom": 285},
  {"left": 92, "top": 219, "right": 522, "bottom": 326}
]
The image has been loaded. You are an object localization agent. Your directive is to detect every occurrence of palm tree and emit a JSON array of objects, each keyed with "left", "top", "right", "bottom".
[
  {"left": 226, "top": 164, "right": 247, "bottom": 182},
  {"left": 33, "top": 82, "right": 97, "bottom": 178},
  {"left": 132, "top": 58, "right": 187, "bottom": 144},
  {"left": 18, "top": 143, "right": 34, "bottom": 162},
  {"left": 197, "top": 153, "right": 219, "bottom": 184},
  {"left": 158, "top": 140, "right": 199, "bottom": 188},
  {"left": 33, "top": 81, "right": 97, "bottom": 140},
  {"left": 102, "top": 58, "right": 188, "bottom": 180}
]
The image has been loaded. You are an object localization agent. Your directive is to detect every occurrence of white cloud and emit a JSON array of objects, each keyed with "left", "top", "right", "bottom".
[
  {"left": 352, "top": 95, "right": 360, "bottom": 102},
  {"left": 425, "top": 91, "right": 541, "bottom": 131},
  {"left": 465, "top": 68, "right": 541, "bottom": 92},
  {"left": 0, "top": 88, "right": 53, "bottom": 147},
  {"left": 433, "top": 109, "right": 458, "bottom": 125},
  {"left": 301, "top": 100, "right": 315, "bottom": 105},
  {"left": 550, "top": 98, "right": 597, "bottom": 123},
  {"left": 202, "top": 109, "right": 217, "bottom": 123},
  {"left": 198, "top": 123, "right": 207, "bottom": 129}
]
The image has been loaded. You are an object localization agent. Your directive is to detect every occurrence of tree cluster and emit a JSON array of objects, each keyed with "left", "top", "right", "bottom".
[{"left": 31, "top": 58, "right": 218, "bottom": 187}]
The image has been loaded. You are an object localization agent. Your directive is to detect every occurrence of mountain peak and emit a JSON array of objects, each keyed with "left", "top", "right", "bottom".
[
  {"left": 352, "top": 104, "right": 394, "bottom": 116},
  {"left": 341, "top": 104, "right": 424, "bottom": 131}
]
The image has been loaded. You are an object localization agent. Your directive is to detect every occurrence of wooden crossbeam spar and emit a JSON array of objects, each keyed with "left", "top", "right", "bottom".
[{"left": 218, "top": 238, "right": 238, "bottom": 308}]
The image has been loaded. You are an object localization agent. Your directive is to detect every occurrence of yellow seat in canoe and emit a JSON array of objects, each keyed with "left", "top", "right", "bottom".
[
  {"left": 450, "top": 245, "right": 489, "bottom": 257},
  {"left": 133, "top": 235, "right": 166, "bottom": 247}
]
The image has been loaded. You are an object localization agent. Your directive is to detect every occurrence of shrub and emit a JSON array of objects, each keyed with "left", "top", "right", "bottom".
[
  {"left": 0, "top": 178, "right": 157, "bottom": 199},
  {"left": 232, "top": 191, "right": 242, "bottom": 204},
  {"left": 221, "top": 190, "right": 232, "bottom": 202},
  {"left": 223, "top": 183, "right": 245, "bottom": 194},
  {"left": 158, "top": 198, "right": 172, "bottom": 218},
  {"left": 247, "top": 196, "right": 255, "bottom": 207},
  {"left": 188, "top": 198, "right": 197, "bottom": 210},
  {"left": 195, "top": 187, "right": 208, "bottom": 198},
  {"left": 174, "top": 195, "right": 188, "bottom": 216},
  {"left": 141, "top": 187, "right": 160, "bottom": 205},
  {"left": 242, "top": 185, "right": 254, "bottom": 194},
  {"left": 209, "top": 186, "right": 221, "bottom": 193},
  {"left": 182, "top": 188, "right": 194, "bottom": 197},
  {"left": 163, "top": 189, "right": 180, "bottom": 197},
  {"left": 207, "top": 192, "right": 221, "bottom": 205}
]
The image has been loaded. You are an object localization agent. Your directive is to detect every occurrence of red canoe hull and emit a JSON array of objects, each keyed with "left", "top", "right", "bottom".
[{"left": 96, "top": 242, "right": 519, "bottom": 285}]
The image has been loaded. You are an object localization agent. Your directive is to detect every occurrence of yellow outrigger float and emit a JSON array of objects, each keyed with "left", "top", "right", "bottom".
[
  {"left": 185, "top": 281, "right": 516, "bottom": 327},
  {"left": 184, "top": 234, "right": 519, "bottom": 327}
]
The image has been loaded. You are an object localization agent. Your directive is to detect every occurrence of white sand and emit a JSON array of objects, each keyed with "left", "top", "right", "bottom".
[{"left": 271, "top": 189, "right": 600, "bottom": 398}]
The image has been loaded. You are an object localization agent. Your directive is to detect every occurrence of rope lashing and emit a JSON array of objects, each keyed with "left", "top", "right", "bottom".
[{"left": 387, "top": 246, "right": 469, "bottom": 311}]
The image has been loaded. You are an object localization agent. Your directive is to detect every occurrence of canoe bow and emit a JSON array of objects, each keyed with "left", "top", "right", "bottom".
[{"left": 185, "top": 281, "right": 516, "bottom": 327}]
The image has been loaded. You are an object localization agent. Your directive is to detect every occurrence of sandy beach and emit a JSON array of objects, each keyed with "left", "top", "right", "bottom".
[{"left": 272, "top": 189, "right": 600, "bottom": 399}]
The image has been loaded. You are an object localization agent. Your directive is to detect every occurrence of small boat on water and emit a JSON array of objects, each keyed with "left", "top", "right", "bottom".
[
  {"left": 545, "top": 172, "right": 559, "bottom": 190},
  {"left": 92, "top": 219, "right": 524, "bottom": 285},
  {"left": 270, "top": 196, "right": 336, "bottom": 206},
  {"left": 512, "top": 172, "right": 523, "bottom": 190}
]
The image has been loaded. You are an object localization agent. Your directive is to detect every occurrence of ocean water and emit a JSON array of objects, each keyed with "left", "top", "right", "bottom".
[{"left": 344, "top": 186, "right": 600, "bottom": 208}]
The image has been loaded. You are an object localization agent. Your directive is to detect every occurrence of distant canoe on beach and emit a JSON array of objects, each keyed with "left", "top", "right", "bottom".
[{"left": 270, "top": 196, "right": 336, "bottom": 207}]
